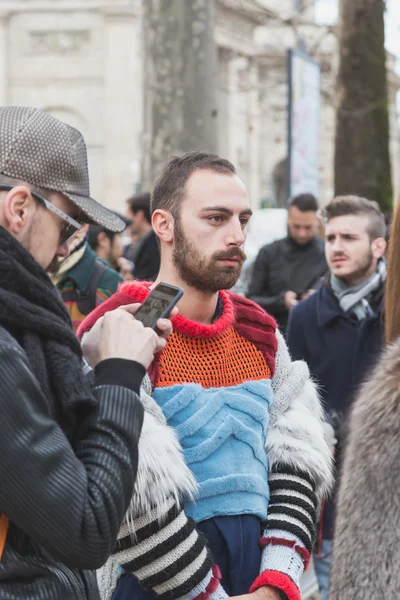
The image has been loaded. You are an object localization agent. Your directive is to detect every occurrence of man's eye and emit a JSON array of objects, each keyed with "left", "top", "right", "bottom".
[
  {"left": 208, "top": 216, "right": 224, "bottom": 223},
  {"left": 240, "top": 219, "right": 249, "bottom": 227}
]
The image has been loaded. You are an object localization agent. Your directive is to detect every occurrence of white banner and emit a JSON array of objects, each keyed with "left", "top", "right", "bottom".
[{"left": 288, "top": 50, "right": 321, "bottom": 200}]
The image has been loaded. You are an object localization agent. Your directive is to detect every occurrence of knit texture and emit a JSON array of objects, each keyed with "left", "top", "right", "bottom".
[
  {"left": 116, "top": 498, "right": 214, "bottom": 599},
  {"left": 99, "top": 497, "right": 225, "bottom": 600},
  {"left": 154, "top": 378, "right": 272, "bottom": 524},
  {"left": 77, "top": 282, "right": 277, "bottom": 376},
  {"left": 0, "top": 226, "right": 96, "bottom": 420},
  {"left": 156, "top": 327, "right": 271, "bottom": 389}
]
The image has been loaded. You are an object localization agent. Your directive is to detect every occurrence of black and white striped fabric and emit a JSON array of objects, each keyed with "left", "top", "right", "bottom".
[
  {"left": 266, "top": 466, "right": 317, "bottom": 553},
  {"left": 112, "top": 496, "right": 220, "bottom": 600}
]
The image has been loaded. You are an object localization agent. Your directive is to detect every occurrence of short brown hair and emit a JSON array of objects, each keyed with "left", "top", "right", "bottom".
[
  {"left": 322, "top": 195, "right": 386, "bottom": 241},
  {"left": 151, "top": 152, "right": 236, "bottom": 217},
  {"left": 290, "top": 193, "right": 318, "bottom": 213}
]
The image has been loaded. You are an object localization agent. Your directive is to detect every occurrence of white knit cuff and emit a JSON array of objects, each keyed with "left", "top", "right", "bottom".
[{"left": 259, "top": 529, "right": 308, "bottom": 589}]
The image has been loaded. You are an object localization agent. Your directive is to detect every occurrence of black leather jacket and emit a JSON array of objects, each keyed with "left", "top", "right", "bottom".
[
  {"left": 247, "top": 235, "right": 327, "bottom": 332},
  {"left": 0, "top": 326, "right": 144, "bottom": 599}
]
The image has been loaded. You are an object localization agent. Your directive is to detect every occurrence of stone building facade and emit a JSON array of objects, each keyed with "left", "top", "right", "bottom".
[{"left": 0, "top": 0, "right": 399, "bottom": 214}]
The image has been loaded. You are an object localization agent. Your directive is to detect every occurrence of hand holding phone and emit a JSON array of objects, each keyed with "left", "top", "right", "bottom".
[
  {"left": 84, "top": 305, "right": 169, "bottom": 370},
  {"left": 133, "top": 282, "right": 183, "bottom": 330}
]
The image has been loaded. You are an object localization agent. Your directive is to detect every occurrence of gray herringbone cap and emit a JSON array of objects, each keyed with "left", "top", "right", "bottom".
[{"left": 0, "top": 106, "right": 125, "bottom": 232}]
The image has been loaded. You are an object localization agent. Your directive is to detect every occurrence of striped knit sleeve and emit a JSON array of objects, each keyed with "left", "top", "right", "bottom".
[
  {"left": 112, "top": 496, "right": 227, "bottom": 600},
  {"left": 250, "top": 467, "right": 317, "bottom": 600},
  {"left": 250, "top": 466, "right": 316, "bottom": 600}
]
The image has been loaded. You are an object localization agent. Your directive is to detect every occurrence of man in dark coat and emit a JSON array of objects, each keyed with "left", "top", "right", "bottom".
[
  {"left": 286, "top": 195, "right": 387, "bottom": 600},
  {"left": 247, "top": 193, "right": 327, "bottom": 332},
  {"left": 0, "top": 106, "right": 172, "bottom": 600},
  {"left": 125, "top": 192, "right": 160, "bottom": 281}
]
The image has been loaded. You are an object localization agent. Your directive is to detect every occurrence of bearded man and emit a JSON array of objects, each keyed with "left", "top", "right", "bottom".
[
  {"left": 79, "top": 152, "right": 333, "bottom": 600},
  {"left": 286, "top": 195, "right": 387, "bottom": 600}
]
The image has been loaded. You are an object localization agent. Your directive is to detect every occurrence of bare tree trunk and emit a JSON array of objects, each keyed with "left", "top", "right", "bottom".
[
  {"left": 142, "top": 0, "right": 218, "bottom": 189},
  {"left": 334, "top": 0, "right": 392, "bottom": 210}
]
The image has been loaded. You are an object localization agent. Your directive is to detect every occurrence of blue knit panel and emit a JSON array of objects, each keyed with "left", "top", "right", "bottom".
[{"left": 153, "top": 379, "right": 273, "bottom": 523}]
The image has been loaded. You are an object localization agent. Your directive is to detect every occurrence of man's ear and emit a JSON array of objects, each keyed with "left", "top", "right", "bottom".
[
  {"left": 152, "top": 209, "right": 174, "bottom": 243},
  {"left": 3, "top": 186, "right": 35, "bottom": 235},
  {"left": 371, "top": 237, "right": 387, "bottom": 259},
  {"left": 97, "top": 231, "right": 109, "bottom": 249}
]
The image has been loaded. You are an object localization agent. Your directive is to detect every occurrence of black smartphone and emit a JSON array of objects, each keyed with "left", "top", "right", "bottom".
[{"left": 133, "top": 282, "right": 184, "bottom": 329}]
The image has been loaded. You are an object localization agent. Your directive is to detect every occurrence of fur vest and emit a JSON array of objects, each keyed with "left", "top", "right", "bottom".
[{"left": 329, "top": 336, "right": 400, "bottom": 600}]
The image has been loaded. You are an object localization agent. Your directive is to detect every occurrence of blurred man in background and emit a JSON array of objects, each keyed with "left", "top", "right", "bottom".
[
  {"left": 88, "top": 213, "right": 131, "bottom": 270},
  {"left": 88, "top": 213, "right": 135, "bottom": 281},
  {"left": 125, "top": 192, "right": 160, "bottom": 280},
  {"left": 286, "top": 195, "right": 386, "bottom": 600},
  {"left": 52, "top": 217, "right": 127, "bottom": 331},
  {"left": 247, "top": 193, "right": 327, "bottom": 332}
]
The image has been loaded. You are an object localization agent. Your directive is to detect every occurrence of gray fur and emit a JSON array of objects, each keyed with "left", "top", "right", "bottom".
[{"left": 330, "top": 337, "right": 400, "bottom": 600}]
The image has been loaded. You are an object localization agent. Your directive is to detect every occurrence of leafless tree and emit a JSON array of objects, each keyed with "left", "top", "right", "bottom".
[
  {"left": 142, "top": 0, "right": 218, "bottom": 189},
  {"left": 334, "top": 0, "right": 392, "bottom": 209}
]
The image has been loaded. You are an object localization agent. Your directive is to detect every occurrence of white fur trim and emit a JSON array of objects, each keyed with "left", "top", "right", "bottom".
[{"left": 269, "top": 331, "right": 334, "bottom": 502}]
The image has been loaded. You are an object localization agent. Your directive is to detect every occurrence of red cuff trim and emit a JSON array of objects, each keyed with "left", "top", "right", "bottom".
[
  {"left": 211, "top": 564, "right": 222, "bottom": 580},
  {"left": 196, "top": 564, "right": 222, "bottom": 600},
  {"left": 260, "top": 536, "right": 310, "bottom": 568},
  {"left": 250, "top": 570, "right": 300, "bottom": 600}
]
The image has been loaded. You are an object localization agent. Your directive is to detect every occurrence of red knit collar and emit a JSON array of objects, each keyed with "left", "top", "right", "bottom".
[{"left": 119, "top": 280, "right": 235, "bottom": 338}]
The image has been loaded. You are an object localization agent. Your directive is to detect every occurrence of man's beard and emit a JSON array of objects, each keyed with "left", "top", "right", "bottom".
[
  {"left": 339, "top": 248, "right": 375, "bottom": 286},
  {"left": 172, "top": 218, "right": 246, "bottom": 293}
]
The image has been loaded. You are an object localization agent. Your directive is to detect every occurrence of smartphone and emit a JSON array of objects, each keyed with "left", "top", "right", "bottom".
[{"left": 134, "top": 282, "right": 184, "bottom": 329}]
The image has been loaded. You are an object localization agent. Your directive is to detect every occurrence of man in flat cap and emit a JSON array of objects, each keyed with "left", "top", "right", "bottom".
[{"left": 0, "top": 106, "right": 173, "bottom": 599}]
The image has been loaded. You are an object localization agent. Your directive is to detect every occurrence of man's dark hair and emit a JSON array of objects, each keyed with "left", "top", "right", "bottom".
[
  {"left": 322, "top": 195, "right": 386, "bottom": 240},
  {"left": 87, "top": 212, "right": 131, "bottom": 250},
  {"left": 151, "top": 152, "right": 236, "bottom": 217},
  {"left": 127, "top": 192, "right": 152, "bottom": 224},
  {"left": 289, "top": 193, "right": 319, "bottom": 213},
  {"left": 87, "top": 226, "right": 115, "bottom": 251}
]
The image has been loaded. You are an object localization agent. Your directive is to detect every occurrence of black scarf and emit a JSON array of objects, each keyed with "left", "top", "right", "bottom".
[{"left": 0, "top": 227, "right": 96, "bottom": 427}]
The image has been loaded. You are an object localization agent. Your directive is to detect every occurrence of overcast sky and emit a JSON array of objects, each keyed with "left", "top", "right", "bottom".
[{"left": 315, "top": 0, "right": 400, "bottom": 62}]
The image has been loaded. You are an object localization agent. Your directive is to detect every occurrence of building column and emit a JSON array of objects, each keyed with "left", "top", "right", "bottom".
[
  {"left": 247, "top": 60, "right": 261, "bottom": 212},
  {"left": 0, "top": 10, "right": 10, "bottom": 106},
  {"left": 101, "top": 4, "right": 143, "bottom": 212},
  {"left": 227, "top": 55, "right": 245, "bottom": 166}
]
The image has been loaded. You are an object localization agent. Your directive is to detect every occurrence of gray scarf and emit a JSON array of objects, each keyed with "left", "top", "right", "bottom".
[{"left": 331, "top": 259, "right": 386, "bottom": 321}]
